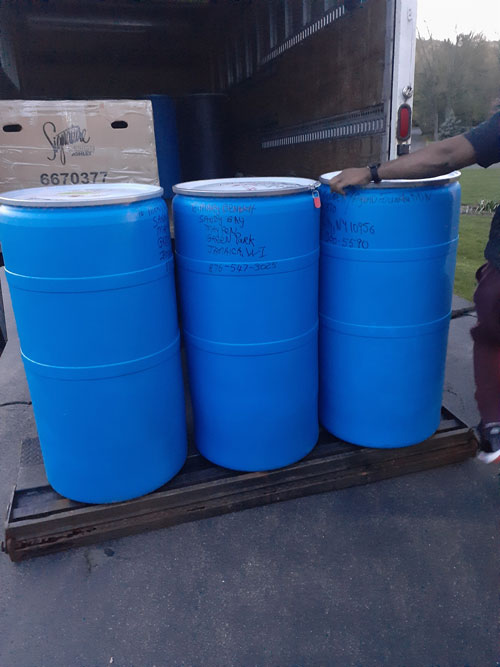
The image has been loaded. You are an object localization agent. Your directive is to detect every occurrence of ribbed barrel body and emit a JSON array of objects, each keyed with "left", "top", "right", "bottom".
[
  {"left": 173, "top": 178, "right": 320, "bottom": 470},
  {"left": 0, "top": 184, "right": 187, "bottom": 502},
  {"left": 318, "top": 173, "right": 461, "bottom": 447}
]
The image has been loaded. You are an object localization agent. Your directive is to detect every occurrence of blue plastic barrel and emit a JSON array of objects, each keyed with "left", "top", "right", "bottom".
[
  {"left": 0, "top": 183, "right": 187, "bottom": 503},
  {"left": 149, "top": 95, "right": 181, "bottom": 198},
  {"left": 318, "top": 171, "right": 461, "bottom": 447},
  {"left": 173, "top": 177, "right": 320, "bottom": 470}
]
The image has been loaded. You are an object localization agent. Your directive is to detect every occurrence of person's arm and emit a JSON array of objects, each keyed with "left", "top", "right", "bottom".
[{"left": 329, "top": 134, "right": 477, "bottom": 194}]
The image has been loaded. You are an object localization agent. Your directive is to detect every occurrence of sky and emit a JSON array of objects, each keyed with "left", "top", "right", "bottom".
[{"left": 417, "top": 0, "right": 500, "bottom": 41}]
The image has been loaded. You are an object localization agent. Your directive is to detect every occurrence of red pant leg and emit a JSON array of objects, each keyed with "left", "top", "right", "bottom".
[{"left": 471, "top": 262, "right": 500, "bottom": 423}]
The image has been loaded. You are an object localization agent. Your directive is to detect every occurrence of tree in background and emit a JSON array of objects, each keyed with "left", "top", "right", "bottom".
[
  {"left": 414, "top": 32, "right": 500, "bottom": 140},
  {"left": 438, "top": 109, "right": 463, "bottom": 139}
]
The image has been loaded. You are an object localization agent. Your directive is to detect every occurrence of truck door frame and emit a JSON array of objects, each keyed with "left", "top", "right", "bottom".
[{"left": 384, "top": 0, "right": 417, "bottom": 160}]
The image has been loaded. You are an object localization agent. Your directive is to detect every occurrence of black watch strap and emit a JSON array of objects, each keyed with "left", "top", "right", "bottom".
[{"left": 368, "top": 163, "right": 381, "bottom": 183}]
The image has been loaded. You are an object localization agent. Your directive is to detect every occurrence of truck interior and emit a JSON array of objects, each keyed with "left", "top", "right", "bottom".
[{"left": 0, "top": 0, "right": 395, "bottom": 179}]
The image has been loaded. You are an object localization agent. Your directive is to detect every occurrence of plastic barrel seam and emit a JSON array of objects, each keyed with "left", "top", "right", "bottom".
[
  {"left": 22, "top": 332, "right": 181, "bottom": 380},
  {"left": 5, "top": 258, "right": 173, "bottom": 293},
  {"left": 319, "top": 312, "right": 451, "bottom": 338},
  {"left": 175, "top": 248, "right": 319, "bottom": 276},
  {"left": 320, "top": 238, "right": 458, "bottom": 262},
  {"left": 183, "top": 323, "right": 318, "bottom": 356}
]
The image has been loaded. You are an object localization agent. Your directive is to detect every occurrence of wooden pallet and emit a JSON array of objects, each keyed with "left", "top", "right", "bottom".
[{"left": 2, "top": 408, "right": 477, "bottom": 562}]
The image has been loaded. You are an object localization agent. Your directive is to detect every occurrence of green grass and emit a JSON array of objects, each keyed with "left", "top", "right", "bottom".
[
  {"left": 454, "top": 214, "right": 490, "bottom": 301},
  {"left": 459, "top": 167, "right": 500, "bottom": 205}
]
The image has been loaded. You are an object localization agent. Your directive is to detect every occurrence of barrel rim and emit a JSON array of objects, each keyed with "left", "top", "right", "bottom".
[
  {"left": 173, "top": 176, "right": 320, "bottom": 197},
  {"left": 319, "top": 170, "right": 461, "bottom": 188},
  {"left": 0, "top": 183, "right": 165, "bottom": 208}
]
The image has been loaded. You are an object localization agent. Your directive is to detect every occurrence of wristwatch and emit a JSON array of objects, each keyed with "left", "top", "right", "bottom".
[{"left": 368, "top": 163, "right": 381, "bottom": 183}]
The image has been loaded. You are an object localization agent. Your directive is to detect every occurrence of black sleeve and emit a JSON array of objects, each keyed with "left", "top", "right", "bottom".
[{"left": 464, "top": 112, "right": 500, "bottom": 168}]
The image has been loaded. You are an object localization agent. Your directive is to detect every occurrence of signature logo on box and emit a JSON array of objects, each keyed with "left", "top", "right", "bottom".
[{"left": 43, "top": 122, "right": 94, "bottom": 165}]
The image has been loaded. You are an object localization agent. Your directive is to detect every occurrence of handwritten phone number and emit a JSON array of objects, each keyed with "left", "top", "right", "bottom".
[
  {"left": 209, "top": 262, "right": 278, "bottom": 274},
  {"left": 40, "top": 171, "right": 108, "bottom": 186}
]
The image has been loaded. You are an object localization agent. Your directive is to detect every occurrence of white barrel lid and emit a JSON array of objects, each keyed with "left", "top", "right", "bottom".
[
  {"left": 173, "top": 176, "right": 320, "bottom": 197},
  {"left": 0, "top": 183, "right": 164, "bottom": 208},
  {"left": 319, "top": 170, "right": 461, "bottom": 189}
]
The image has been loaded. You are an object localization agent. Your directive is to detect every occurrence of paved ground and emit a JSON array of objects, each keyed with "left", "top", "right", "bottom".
[{"left": 0, "top": 268, "right": 498, "bottom": 667}]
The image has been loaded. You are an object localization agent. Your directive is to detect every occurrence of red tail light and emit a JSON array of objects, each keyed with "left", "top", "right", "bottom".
[{"left": 397, "top": 104, "right": 412, "bottom": 142}]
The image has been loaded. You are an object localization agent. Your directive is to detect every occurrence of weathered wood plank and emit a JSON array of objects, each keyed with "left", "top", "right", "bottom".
[
  {"left": 9, "top": 426, "right": 471, "bottom": 524},
  {"left": 3, "top": 411, "right": 477, "bottom": 562}
]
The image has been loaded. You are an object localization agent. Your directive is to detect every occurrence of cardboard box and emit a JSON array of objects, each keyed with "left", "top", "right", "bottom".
[{"left": 0, "top": 99, "right": 160, "bottom": 194}]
